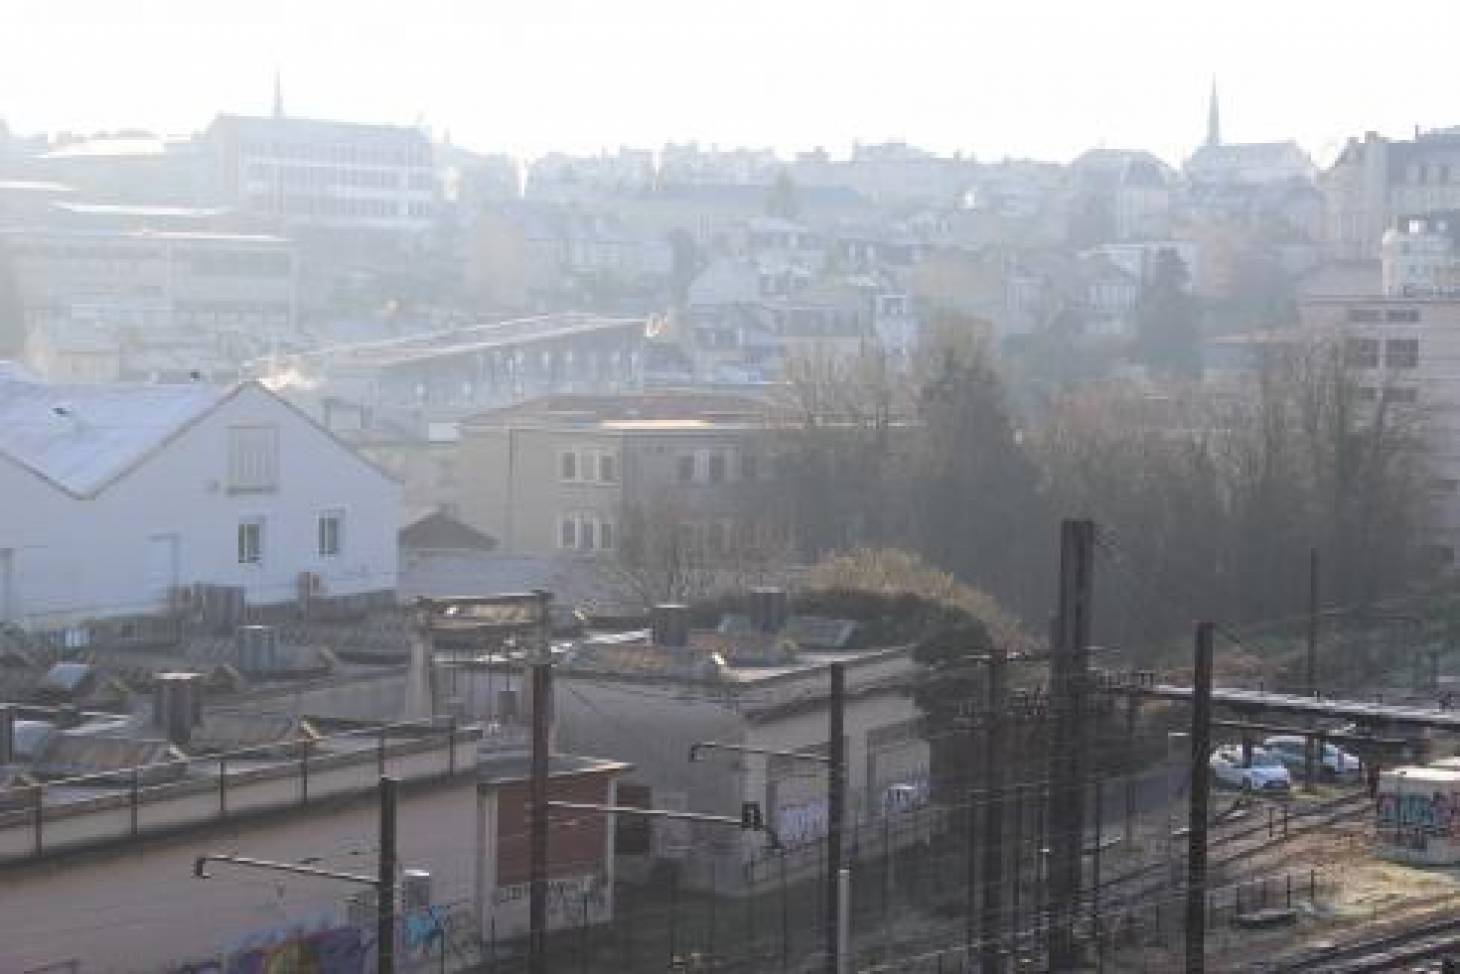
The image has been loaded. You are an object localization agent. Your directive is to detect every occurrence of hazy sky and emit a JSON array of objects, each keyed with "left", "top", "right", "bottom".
[{"left": 5, "top": 0, "right": 1459, "bottom": 166}]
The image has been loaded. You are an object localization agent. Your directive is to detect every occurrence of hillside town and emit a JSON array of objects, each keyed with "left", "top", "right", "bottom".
[{"left": 11, "top": 49, "right": 1460, "bottom": 974}]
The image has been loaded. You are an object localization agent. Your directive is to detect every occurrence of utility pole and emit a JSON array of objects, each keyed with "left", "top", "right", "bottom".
[
  {"left": 193, "top": 775, "right": 400, "bottom": 974},
  {"left": 528, "top": 660, "right": 552, "bottom": 974},
  {"left": 981, "top": 650, "right": 1007, "bottom": 973},
  {"left": 827, "top": 662, "right": 846, "bottom": 974},
  {"left": 1187, "top": 622, "right": 1215, "bottom": 974},
  {"left": 1305, "top": 548, "right": 1319, "bottom": 792},
  {"left": 379, "top": 776, "right": 398, "bottom": 974},
  {"left": 1048, "top": 519, "right": 1095, "bottom": 970}
]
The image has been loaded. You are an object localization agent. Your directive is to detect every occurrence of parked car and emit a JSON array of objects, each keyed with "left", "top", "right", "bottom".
[
  {"left": 1210, "top": 745, "right": 1292, "bottom": 792},
  {"left": 1262, "top": 735, "right": 1363, "bottom": 780}
]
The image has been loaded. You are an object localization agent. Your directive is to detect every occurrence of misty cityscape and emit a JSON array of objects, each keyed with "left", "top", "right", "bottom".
[{"left": 8, "top": 3, "right": 1460, "bottom": 972}]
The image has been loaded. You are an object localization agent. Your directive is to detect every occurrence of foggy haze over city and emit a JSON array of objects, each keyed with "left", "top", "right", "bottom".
[
  {"left": 12, "top": 2, "right": 1460, "bottom": 972},
  {"left": 6, "top": 0, "right": 1460, "bottom": 162}
]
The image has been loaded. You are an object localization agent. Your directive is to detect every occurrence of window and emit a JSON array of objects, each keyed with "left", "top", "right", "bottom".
[
  {"left": 1386, "top": 338, "right": 1420, "bottom": 369},
  {"left": 1356, "top": 387, "right": 1378, "bottom": 403},
  {"left": 559, "top": 516, "right": 577, "bottom": 549},
  {"left": 560, "top": 451, "right": 577, "bottom": 482},
  {"left": 599, "top": 520, "right": 614, "bottom": 550},
  {"left": 1429, "top": 478, "right": 1460, "bottom": 493},
  {"left": 1388, "top": 386, "right": 1419, "bottom": 404},
  {"left": 237, "top": 519, "right": 264, "bottom": 565},
  {"left": 228, "top": 426, "right": 279, "bottom": 491},
  {"left": 1346, "top": 308, "right": 1380, "bottom": 324},
  {"left": 1386, "top": 308, "right": 1421, "bottom": 323},
  {"left": 598, "top": 452, "right": 616, "bottom": 483},
  {"left": 318, "top": 511, "right": 343, "bottom": 557},
  {"left": 1344, "top": 338, "right": 1379, "bottom": 369},
  {"left": 708, "top": 452, "right": 726, "bottom": 485},
  {"left": 677, "top": 455, "right": 696, "bottom": 483},
  {"left": 741, "top": 453, "right": 759, "bottom": 482}
]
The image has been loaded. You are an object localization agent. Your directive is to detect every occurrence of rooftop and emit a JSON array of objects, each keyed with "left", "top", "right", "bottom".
[
  {"left": 289, "top": 313, "right": 646, "bottom": 371},
  {"left": 0, "top": 373, "right": 229, "bottom": 496},
  {"left": 52, "top": 201, "right": 234, "bottom": 220},
  {"left": 462, "top": 390, "right": 775, "bottom": 430}
]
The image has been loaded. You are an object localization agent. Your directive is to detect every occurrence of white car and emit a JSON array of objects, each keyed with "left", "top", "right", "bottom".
[
  {"left": 1209, "top": 745, "right": 1292, "bottom": 792},
  {"left": 1262, "top": 735, "right": 1363, "bottom": 780}
]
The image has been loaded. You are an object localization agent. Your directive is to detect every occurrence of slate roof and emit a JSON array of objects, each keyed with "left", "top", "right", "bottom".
[{"left": 0, "top": 373, "right": 226, "bottom": 496}]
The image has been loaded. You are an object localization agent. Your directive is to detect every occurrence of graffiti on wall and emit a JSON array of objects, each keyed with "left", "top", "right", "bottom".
[
  {"left": 493, "top": 871, "right": 609, "bottom": 925},
  {"left": 1376, "top": 789, "right": 1460, "bottom": 851},
  {"left": 224, "top": 926, "right": 366, "bottom": 974},
  {"left": 776, "top": 799, "right": 828, "bottom": 847}
]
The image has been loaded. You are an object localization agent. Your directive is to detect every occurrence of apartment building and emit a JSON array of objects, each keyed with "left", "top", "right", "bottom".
[
  {"left": 207, "top": 114, "right": 435, "bottom": 234},
  {"left": 455, "top": 392, "right": 781, "bottom": 558},
  {"left": 1297, "top": 294, "right": 1460, "bottom": 562},
  {"left": 6, "top": 226, "right": 296, "bottom": 382}
]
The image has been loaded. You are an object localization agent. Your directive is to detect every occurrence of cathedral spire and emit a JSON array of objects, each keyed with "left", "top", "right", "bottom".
[
  {"left": 1206, "top": 78, "right": 1221, "bottom": 147},
  {"left": 272, "top": 70, "right": 284, "bottom": 119}
]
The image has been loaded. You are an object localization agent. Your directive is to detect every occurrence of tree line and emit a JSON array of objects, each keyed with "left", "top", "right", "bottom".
[{"left": 769, "top": 316, "right": 1432, "bottom": 663}]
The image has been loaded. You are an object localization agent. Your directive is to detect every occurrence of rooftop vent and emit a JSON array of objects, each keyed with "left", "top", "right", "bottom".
[{"left": 651, "top": 604, "right": 690, "bottom": 648}]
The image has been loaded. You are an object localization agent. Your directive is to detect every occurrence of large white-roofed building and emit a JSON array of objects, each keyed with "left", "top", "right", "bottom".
[{"left": 0, "top": 371, "right": 399, "bottom": 631}]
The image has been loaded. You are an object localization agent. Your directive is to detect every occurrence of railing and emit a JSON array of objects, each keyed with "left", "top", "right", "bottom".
[{"left": 0, "top": 717, "right": 481, "bottom": 865}]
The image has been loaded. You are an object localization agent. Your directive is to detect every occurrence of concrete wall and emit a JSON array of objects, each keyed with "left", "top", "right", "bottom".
[
  {"left": 0, "top": 384, "right": 401, "bottom": 629},
  {"left": 0, "top": 770, "right": 482, "bottom": 973}
]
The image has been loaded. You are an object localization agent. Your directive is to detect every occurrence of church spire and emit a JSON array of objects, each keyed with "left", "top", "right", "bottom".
[
  {"left": 1206, "top": 78, "right": 1221, "bottom": 147},
  {"left": 272, "top": 70, "right": 284, "bottom": 119}
]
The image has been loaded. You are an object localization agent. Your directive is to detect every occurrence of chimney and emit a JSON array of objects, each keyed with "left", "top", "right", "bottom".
[
  {"left": 651, "top": 604, "right": 690, "bottom": 648},
  {"left": 750, "top": 587, "right": 789, "bottom": 634},
  {"left": 153, "top": 672, "right": 203, "bottom": 746},
  {"left": 235, "top": 625, "right": 278, "bottom": 676},
  {"left": 402, "top": 869, "right": 432, "bottom": 912},
  {"left": 0, "top": 705, "right": 14, "bottom": 764},
  {"left": 496, "top": 688, "right": 520, "bottom": 722}
]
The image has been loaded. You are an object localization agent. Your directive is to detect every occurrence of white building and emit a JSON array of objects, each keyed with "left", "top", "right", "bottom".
[
  {"left": 0, "top": 372, "right": 400, "bottom": 630},
  {"left": 207, "top": 114, "right": 436, "bottom": 235},
  {"left": 1382, "top": 217, "right": 1460, "bottom": 296},
  {"left": 5, "top": 226, "right": 297, "bottom": 383}
]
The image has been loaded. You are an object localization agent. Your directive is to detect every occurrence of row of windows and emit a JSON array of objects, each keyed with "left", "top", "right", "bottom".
[
  {"left": 188, "top": 251, "right": 292, "bottom": 277},
  {"left": 557, "top": 512, "right": 615, "bottom": 552},
  {"left": 1347, "top": 308, "right": 1421, "bottom": 324},
  {"left": 676, "top": 449, "right": 760, "bottom": 485},
  {"left": 247, "top": 163, "right": 429, "bottom": 191},
  {"left": 560, "top": 449, "right": 616, "bottom": 484},
  {"left": 1356, "top": 385, "right": 1418, "bottom": 404},
  {"left": 246, "top": 195, "right": 432, "bottom": 219},
  {"left": 1406, "top": 163, "right": 1460, "bottom": 186},
  {"left": 1345, "top": 337, "right": 1419, "bottom": 370},
  {"left": 241, "top": 140, "right": 431, "bottom": 167},
  {"left": 14, "top": 242, "right": 288, "bottom": 272},
  {"left": 238, "top": 511, "right": 344, "bottom": 565}
]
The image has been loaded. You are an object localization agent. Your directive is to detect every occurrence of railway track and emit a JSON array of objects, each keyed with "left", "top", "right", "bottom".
[
  {"left": 1268, "top": 914, "right": 1460, "bottom": 972},
  {"left": 1092, "top": 790, "right": 1370, "bottom": 914}
]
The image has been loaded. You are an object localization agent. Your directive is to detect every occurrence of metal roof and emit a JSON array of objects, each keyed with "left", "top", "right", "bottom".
[
  {"left": 1132, "top": 683, "right": 1460, "bottom": 731},
  {"left": 0, "top": 373, "right": 227, "bottom": 496}
]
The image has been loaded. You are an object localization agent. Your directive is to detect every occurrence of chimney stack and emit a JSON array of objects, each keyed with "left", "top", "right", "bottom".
[
  {"left": 750, "top": 587, "right": 789, "bottom": 634},
  {"left": 0, "top": 706, "right": 14, "bottom": 765},
  {"left": 651, "top": 604, "right": 690, "bottom": 648},
  {"left": 152, "top": 672, "right": 203, "bottom": 746}
]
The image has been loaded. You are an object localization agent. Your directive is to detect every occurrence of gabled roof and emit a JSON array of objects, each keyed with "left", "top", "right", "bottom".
[
  {"left": 0, "top": 374, "right": 396, "bottom": 498},
  {"left": 0, "top": 375, "right": 227, "bottom": 496},
  {"left": 400, "top": 510, "right": 499, "bottom": 552}
]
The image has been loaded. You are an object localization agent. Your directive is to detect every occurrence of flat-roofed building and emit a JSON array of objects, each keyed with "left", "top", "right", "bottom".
[{"left": 455, "top": 392, "right": 783, "bottom": 560}]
